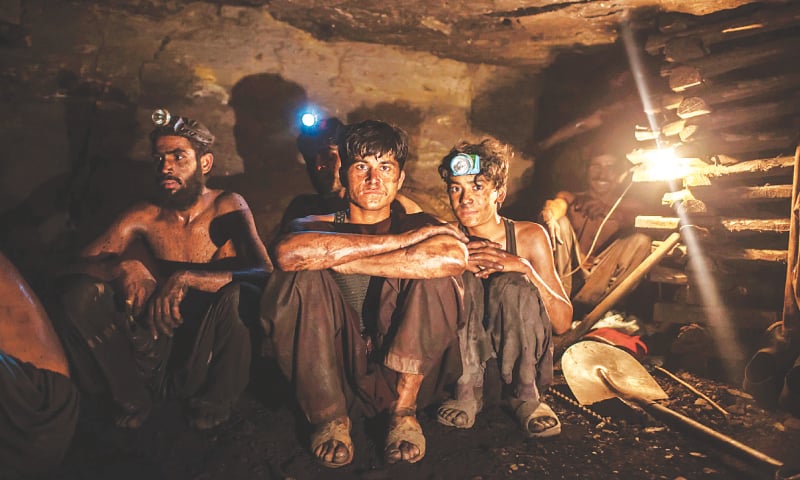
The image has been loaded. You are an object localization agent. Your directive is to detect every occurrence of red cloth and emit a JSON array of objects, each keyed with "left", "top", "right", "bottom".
[{"left": 583, "top": 327, "right": 648, "bottom": 359}]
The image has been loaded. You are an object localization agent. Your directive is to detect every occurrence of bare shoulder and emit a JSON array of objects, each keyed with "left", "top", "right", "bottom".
[
  {"left": 213, "top": 190, "right": 251, "bottom": 213},
  {"left": 113, "top": 201, "right": 160, "bottom": 229},
  {"left": 514, "top": 220, "right": 549, "bottom": 244}
]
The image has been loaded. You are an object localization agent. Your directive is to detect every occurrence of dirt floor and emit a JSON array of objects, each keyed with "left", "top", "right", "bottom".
[{"left": 47, "top": 351, "right": 800, "bottom": 480}]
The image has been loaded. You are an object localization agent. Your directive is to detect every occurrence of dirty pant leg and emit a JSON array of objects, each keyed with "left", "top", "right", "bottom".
[
  {"left": 375, "top": 276, "right": 463, "bottom": 410},
  {"left": 486, "top": 272, "right": 553, "bottom": 404},
  {"left": 0, "top": 353, "right": 79, "bottom": 477},
  {"left": 453, "top": 272, "right": 493, "bottom": 401},
  {"left": 262, "top": 269, "right": 364, "bottom": 425},
  {"left": 55, "top": 274, "right": 151, "bottom": 411},
  {"left": 552, "top": 216, "right": 578, "bottom": 298},
  {"left": 574, "top": 232, "right": 652, "bottom": 306},
  {"left": 176, "top": 282, "right": 255, "bottom": 412},
  {"left": 377, "top": 276, "right": 462, "bottom": 377}
]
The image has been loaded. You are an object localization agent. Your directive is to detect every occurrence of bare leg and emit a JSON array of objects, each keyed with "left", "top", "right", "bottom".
[{"left": 385, "top": 372, "right": 426, "bottom": 464}]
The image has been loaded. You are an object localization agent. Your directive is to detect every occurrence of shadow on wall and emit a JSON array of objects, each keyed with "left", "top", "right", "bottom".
[
  {"left": 0, "top": 70, "right": 152, "bottom": 282},
  {"left": 470, "top": 73, "right": 539, "bottom": 221},
  {"left": 209, "top": 73, "right": 310, "bottom": 243}
]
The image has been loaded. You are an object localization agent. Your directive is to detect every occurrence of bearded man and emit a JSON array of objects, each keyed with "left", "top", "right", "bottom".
[{"left": 54, "top": 110, "right": 271, "bottom": 430}]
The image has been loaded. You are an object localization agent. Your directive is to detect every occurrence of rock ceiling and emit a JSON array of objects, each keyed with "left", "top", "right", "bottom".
[
  {"left": 89, "top": 0, "right": 781, "bottom": 69},
  {"left": 269, "top": 0, "right": 778, "bottom": 68}
]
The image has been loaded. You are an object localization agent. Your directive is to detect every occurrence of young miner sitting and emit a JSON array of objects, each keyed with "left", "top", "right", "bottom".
[
  {"left": 261, "top": 120, "right": 468, "bottom": 468},
  {"left": 55, "top": 110, "right": 271, "bottom": 430},
  {"left": 0, "top": 251, "right": 79, "bottom": 478},
  {"left": 436, "top": 139, "right": 572, "bottom": 437},
  {"left": 278, "top": 117, "right": 421, "bottom": 232}
]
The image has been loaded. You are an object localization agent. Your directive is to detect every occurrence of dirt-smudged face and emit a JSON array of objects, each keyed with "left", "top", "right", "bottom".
[
  {"left": 310, "top": 144, "right": 343, "bottom": 194},
  {"left": 153, "top": 135, "right": 209, "bottom": 210},
  {"left": 447, "top": 174, "right": 505, "bottom": 229},
  {"left": 345, "top": 152, "right": 404, "bottom": 213}
]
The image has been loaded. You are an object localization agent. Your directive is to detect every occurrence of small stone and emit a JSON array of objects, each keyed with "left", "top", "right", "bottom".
[
  {"left": 702, "top": 467, "right": 717, "bottom": 474},
  {"left": 774, "top": 422, "right": 786, "bottom": 432},
  {"left": 689, "top": 451, "right": 707, "bottom": 458},
  {"left": 664, "top": 453, "right": 674, "bottom": 459},
  {"left": 509, "top": 464, "right": 519, "bottom": 471},
  {"left": 694, "top": 398, "right": 708, "bottom": 406},
  {"left": 644, "top": 426, "right": 666, "bottom": 433}
]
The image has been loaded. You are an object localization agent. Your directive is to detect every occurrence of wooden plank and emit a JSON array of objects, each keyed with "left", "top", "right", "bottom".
[
  {"left": 676, "top": 95, "right": 800, "bottom": 141},
  {"left": 645, "top": 3, "right": 800, "bottom": 56},
  {"left": 676, "top": 129, "right": 797, "bottom": 159},
  {"left": 652, "top": 302, "right": 779, "bottom": 333},
  {"left": 690, "top": 184, "right": 792, "bottom": 203},
  {"left": 663, "top": 37, "right": 800, "bottom": 92},
  {"left": 636, "top": 216, "right": 790, "bottom": 233},
  {"left": 651, "top": 240, "right": 787, "bottom": 262},
  {"left": 697, "top": 155, "right": 792, "bottom": 178},
  {"left": 677, "top": 73, "right": 800, "bottom": 119}
]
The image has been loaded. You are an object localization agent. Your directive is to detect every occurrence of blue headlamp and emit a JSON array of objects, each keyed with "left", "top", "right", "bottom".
[{"left": 450, "top": 153, "right": 481, "bottom": 176}]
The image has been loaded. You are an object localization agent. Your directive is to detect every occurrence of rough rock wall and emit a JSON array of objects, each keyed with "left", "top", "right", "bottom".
[{"left": 0, "top": 0, "right": 540, "bottom": 276}]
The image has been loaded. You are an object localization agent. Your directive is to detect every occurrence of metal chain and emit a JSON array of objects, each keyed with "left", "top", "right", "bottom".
[{"left": 548, "top": 388, "right": 615, "bottom": 428}]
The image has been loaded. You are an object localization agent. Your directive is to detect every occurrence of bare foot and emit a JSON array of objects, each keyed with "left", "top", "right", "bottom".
[
  {"left": 384, "top": 413, "right": 426, "bottom": 464},
  {"left": 310, "top": 417, "right": 353, "bottom": 468}
]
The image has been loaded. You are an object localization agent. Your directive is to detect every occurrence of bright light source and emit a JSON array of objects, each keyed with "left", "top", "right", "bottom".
[
  {"left": 633, "top": 147, "right": 694, "bottom": 182},
  {"left": 301, "top": 112, "right": 318, "bottom": 128}
]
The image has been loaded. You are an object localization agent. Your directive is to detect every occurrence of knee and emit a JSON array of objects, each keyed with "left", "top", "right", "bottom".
[
  {"left": 489, "top": 272, "right": 533, "bottom": 297},
  {"left": 57, "top": 274, "right": 113, "bottom": 317}
]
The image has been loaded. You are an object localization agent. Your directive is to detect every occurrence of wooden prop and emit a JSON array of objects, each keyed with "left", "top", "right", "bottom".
[
  {"left": 676, "top": 73, "right": 800, "bottom": 119},
  {"left": 782, "top": 146, "right": 800, "bottom": 334},
  {"left": 554, "top": 232, "right": 681, "bottom": 358},
  {"left": 645, "top": 3, "right": 800, "bottom": 57},
  {"left": 662, "top": 38, "right": 800, "bottom": 92}
]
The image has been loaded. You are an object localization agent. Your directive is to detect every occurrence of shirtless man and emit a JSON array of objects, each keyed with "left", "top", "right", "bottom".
[
  {"left": 262, "top": 120, "right": 468, "bottom": 468},
  {"left": 56, "top": 110, "right": 270, "bottom": 430},
  {"left": 277, "top": 117, "right": 422, "bottom": 232},
  {"left": 0, "top": 251, "right": 78, "bottom": 477},
  {"left": 540, "top": 148, "right": 650, "bottom": 308},
  {"left": 435, "top": 139, "right": 572, "bottom": 437}
]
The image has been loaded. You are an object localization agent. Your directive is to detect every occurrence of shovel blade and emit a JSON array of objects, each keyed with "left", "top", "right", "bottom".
[{"left": 562, "top": 341, "right": 668, "bottom": 405}]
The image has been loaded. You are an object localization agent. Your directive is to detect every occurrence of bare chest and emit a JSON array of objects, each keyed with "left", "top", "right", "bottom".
[{"left": 142, "top": 216, "right": 228, "bottom": 263}]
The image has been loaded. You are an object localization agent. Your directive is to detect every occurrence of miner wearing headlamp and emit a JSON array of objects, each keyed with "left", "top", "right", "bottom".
[
  {"left": 54, "top": 109, "right": 271, "bottom": 430},
  {"left": 436, "top": 139, "right": 571, "bottom": 438},
  {"left": 261, "top": 120, "right": 467, "bottom": 468},
  {"left": 277, "top": 116, "right": 422, "bottom": 232}
]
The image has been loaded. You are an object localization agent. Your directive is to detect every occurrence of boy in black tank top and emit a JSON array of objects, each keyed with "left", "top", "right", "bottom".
[{"left": 436, "top": 139, "right": 573, "bottom": 438}]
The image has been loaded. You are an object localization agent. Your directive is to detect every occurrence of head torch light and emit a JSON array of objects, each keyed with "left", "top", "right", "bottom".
[{"left": 449, "top": 153, "right": 481, "bottom": 176}]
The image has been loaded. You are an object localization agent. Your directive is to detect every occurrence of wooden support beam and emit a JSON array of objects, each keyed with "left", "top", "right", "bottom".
[
  {"left": 676, "top": 95, "right": 800, "bottom": 142},
  {"left": 690, "top": 184, "right": 792, "bottom": 203},
  {"left": 646, "top": 3, "right": 800, "bottom": 56},
  {"left": 648, "top": 265, "right": 689, "bottom": 284},
  {"left": 650, "top": 241, "right": 787, "bottom": 263},
  {"left": 636, "top": 216, "right": 790, "bottom": 233},
  {"left": 662, "top": 38, "right": 800, "bottom": 92},
  {"left": 676, "top": 73, "right": 800, "bottom": 119},
  {"left": 675, "top": 129, "right": 797, "bottom": 159}
]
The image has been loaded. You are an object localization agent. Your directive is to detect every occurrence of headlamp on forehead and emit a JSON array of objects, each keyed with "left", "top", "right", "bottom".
[
  {"left": 449, "top": 153, "right": 481, "bottom": 176},
  {"left": 152, "top": 108, "right": 171, "bottom": 126},
  {"left": 150, "top": 108, "right": 215, "bottom": 146}
]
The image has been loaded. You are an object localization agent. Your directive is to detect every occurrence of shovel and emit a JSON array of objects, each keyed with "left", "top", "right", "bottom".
[{"left": 561, "top": 341, "right": 795, "bottom": 478}]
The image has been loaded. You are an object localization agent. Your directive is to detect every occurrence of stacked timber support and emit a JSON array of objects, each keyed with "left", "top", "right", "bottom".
[{"left": 634, "top": 2, "right": 800, "bottom": 376}]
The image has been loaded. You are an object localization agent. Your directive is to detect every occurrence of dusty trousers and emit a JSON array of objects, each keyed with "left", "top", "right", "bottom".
[
  {"left": 261, "top": 268, "right": 463, "bottom": 425},
  {"left": 54, "top": 274, "right": 257, "bottom": 416},
  {"left": 455, "top": 271, "right": 553, "bottom": 407},
  {"left": 0, "top": 351, "right": 79, "bottom": 478}
]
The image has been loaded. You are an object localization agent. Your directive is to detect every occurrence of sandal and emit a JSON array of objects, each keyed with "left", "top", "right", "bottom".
[
  {"left": 514, "top": 400, "right": 561, "bottom": 438},
  {"left": 310, "top": 417, "right": 354, "bottom": 469},
  {"left": 437, "top": 397, "right": 483, "bottom": 429},
  {"left": 384, "top": 412, "right": 426, "bottom": 464}
]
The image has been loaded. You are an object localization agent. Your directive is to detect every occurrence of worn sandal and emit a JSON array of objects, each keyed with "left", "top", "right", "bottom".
[
  {"left": 437, "top": 397, "right": 483, "bottom": 429},
  {"left": 384, "top": 412, "right": 426, "bottom": 464},
  {"left": 514, "top": 400, "right": 561, "bottom": 438},
  {"left": 310, "top": 417, "right": 354, "bottom": 469}
]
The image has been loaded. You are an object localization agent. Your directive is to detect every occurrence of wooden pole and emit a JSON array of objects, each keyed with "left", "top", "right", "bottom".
[
  {"left": 555, "top": 231, "right": 682, "bottom": 358},
  {"left": 781, "top": 146, "right": 800, "bottom": 335}
]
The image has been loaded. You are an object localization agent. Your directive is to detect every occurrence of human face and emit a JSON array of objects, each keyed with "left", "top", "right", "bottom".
[
  {"left": 587, "top": 154, "right": 622, "bottom": 198},
  {"left": 310, "top": 145, "right": 343, "bottom": 194},
  {"left": 153, "top": 135, "right": 207, "bottom": 210},
  {"left": 447, "top": 174, "right": 504, "bottom": 229},
  {"left": 345, "top": 152, "right": 404, "bottom": 213}
]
